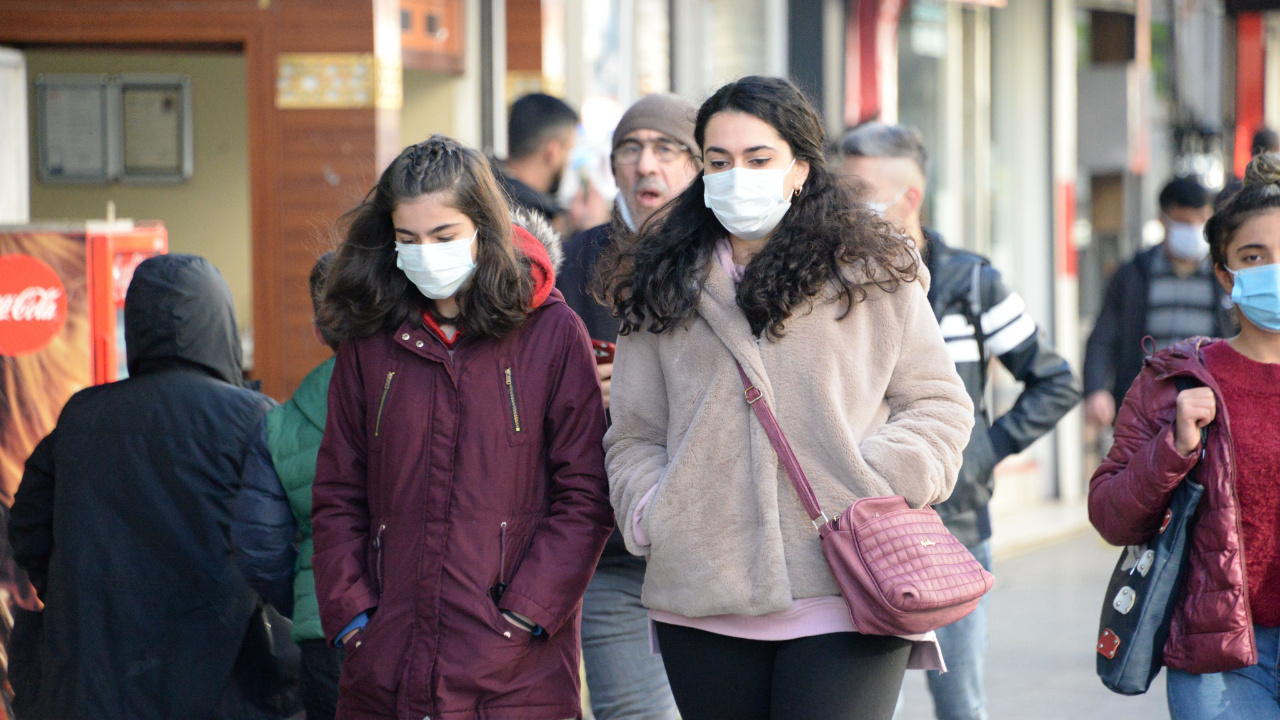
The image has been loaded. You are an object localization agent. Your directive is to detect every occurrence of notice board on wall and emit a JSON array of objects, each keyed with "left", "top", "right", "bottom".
[
  {"left": 119, "top": 74, "right": 193, "bottom": 183},
  {"left": 35, "top": 73, "right": 193, "bottom": 185},
  {"left": 35, "top": 74, "right": 120, "bottom": 184}
]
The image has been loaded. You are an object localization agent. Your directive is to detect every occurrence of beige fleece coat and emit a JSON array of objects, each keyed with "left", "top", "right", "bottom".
[{"left": 604, "top": 254, "right": 974, "bottom": 618}]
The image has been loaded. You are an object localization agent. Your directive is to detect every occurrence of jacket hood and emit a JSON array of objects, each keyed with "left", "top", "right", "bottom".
[
  {"left": 125, "top": 254, "right": 245, "bottom": 386},
  {"left": 1143, "top": 336, "right": 1218, "bottom": 383},
  {"left": 512, "top": 207, "right": 562, "bottom": 308}
]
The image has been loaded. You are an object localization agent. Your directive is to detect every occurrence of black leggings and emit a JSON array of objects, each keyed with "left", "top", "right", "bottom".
[{"left": 654, "top": 621, "right": 912, "bottom": 720}]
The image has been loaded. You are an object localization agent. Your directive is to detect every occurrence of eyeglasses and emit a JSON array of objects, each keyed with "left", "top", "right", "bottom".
[{"left": 614, "top": 139, "right": 692, "bottom": 165}]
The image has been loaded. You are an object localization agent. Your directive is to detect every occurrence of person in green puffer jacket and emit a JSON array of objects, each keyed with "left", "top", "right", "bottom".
[{"left": 265, "top": 252, "right": 340, "bottom": 720}]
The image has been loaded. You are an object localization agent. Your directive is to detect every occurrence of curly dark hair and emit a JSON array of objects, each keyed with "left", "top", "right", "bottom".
[
  {"left": 318, "top": 135, "right": 531, "bottom": 345},
  {"left": 594, "top": 76, "right": 917, "bottom": 339}
]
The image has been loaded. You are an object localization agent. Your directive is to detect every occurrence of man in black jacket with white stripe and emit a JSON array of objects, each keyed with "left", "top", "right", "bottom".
[{"left": 843, "top": 124, "right": 1081, "bottom": 720}]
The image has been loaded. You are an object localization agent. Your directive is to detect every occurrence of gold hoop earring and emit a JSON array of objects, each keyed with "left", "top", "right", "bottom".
[{"left": 793, "top": 187, "right": 801, "bottom": 199}]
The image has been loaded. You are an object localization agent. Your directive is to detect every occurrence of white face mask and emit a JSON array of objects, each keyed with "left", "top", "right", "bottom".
[
  {"left": 617, "top": 193, "right": 639, "bottom": 233},
  {"left": 395, "top": 233, "right": 477, "bottom": 300},
  {"left": 1166, "top": 221, "right": 1209, "bottom": 262},
  {"left": 703, "top": 159, "right": 797, "bottom": 241}
]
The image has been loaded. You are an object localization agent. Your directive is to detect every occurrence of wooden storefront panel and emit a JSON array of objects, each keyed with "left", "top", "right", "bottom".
[{"left": 0, "top": 0, "right": 399, "bottom": 399}]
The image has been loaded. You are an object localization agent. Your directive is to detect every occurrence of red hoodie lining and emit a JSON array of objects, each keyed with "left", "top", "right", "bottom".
[
  {"left": 421, "top": 311, "right": 461, "bottom": 348},
  {"left": 418, "top": 224, "right": 554, "bottom": 347}
]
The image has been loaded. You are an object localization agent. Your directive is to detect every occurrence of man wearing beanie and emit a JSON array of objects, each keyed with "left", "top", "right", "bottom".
[
  {"left": 555, "top": 93, "right": 698, "bottom": 720},
  {"left": 558, "top": 93, "right": 698, "bottom": 346}
]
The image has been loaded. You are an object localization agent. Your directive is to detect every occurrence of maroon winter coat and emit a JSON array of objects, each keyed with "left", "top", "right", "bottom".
[
  {"left": 312, "top": 223, "right": 614, "bottom": 720},
  {"left": 1089, "top": 337, "right": 1256, "bottom": 674}
]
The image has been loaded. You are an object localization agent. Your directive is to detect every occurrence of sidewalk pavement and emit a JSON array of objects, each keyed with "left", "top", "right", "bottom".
[{"left": 896, "top": 529, "right": 1172, "bottom": 720}]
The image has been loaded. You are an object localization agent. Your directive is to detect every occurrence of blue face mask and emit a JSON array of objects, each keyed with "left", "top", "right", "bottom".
[{"left": 1230, "top": 263, "right": 1280, "bottom": 333}]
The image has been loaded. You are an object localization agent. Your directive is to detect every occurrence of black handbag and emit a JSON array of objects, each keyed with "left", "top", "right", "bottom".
[
  {"left": 1096, "top": 376, "right": 1208, "bottom": 695},
  {"left": 236, "top": 601, "right": 304, "bottom": 716}
]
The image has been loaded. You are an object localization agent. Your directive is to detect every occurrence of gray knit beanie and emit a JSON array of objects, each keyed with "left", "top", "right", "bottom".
[{"left": 612, "top": 93, "right": 698, "bottom": 155}]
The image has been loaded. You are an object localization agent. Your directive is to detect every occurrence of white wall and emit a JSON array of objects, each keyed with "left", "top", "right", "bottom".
[
  {"left": 988, "top": 0, "right": 1066, "bottom": 506},
  {"left": 991, "top": 1, "right": 1053, "bottom": 329},
  {"left": 0, "top": 48, "right": 29, "bottom": 224}
]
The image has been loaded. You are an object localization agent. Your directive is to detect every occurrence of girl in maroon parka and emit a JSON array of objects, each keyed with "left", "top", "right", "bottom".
[
  {"left": 311, "top": 135, "right": 614, "bottom": 720},
  {"left": 1090, "top": 153, "right": 1280, "bottom": 719}
]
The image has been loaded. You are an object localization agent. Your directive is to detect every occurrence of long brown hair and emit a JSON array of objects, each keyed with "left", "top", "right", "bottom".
[
  {"left": 318, "top": 135, "right": 532, "bottom": 344},
  {"left": 594, "top": 76, "right": 917, "bottom": 340}
]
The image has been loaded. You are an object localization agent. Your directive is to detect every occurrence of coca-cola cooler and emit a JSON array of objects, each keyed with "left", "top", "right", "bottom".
[
  {"left": 0, "top": 220, "right": 166, "bottom": 708},
  {"left": 1, "top": 219, "right": 167, "bottom": 468}
]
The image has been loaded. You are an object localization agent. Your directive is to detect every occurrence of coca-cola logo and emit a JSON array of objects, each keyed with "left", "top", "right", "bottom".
[{"left": 0, "top": 255, "right": 68, "bottom": 357}]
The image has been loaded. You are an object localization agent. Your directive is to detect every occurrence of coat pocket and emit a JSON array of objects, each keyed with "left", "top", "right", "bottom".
[
  {"left": 488, "top": 521, "right": 510, "bottom": 604},
  {"left": 336, "top": 607, "right": 404, "bottom": 711},
  {"left": 486, "top": 518, "right": 537, "bottom": 612},
  {"left": 372, "top": 522, "right": 386, "bottom": 596}
]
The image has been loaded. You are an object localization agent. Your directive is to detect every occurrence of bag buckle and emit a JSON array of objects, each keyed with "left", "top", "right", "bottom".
[
  {"left": 812, "top": 512, "right": 831, "bottom": 531},
  {"left": 745, "top": 386, "right": 764, "bottom": 404}
]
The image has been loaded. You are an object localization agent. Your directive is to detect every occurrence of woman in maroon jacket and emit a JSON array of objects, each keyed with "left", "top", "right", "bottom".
[
  {"left": 312, "top": 135, "right": 614, "bottom": 720},
  {"left": 1089, "top": 153, "right": 1280, "bottom": 719}
]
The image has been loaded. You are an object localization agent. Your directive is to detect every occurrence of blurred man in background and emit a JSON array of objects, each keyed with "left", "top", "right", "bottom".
[
  {"left": 1083, "top": 176, "right": 1231, "bottom": 427},
  {"left": 498, "top": 93, "right": 579, "bottom": 229},
  {"left": 843, "top": 123, "right": 1080, "bottom": 720}
]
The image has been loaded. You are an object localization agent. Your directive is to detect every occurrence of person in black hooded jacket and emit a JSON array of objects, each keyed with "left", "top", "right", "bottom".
[{"left": 9, "top": 254, "right": 297, "bottom": 720}]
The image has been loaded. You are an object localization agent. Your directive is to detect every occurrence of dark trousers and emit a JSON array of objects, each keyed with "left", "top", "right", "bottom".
[
  {"left": 299, "top": 639, "right": 342, "bottom": 720},
  {"left": 654, "top": 622, "right": 912, "bottom": 720}
]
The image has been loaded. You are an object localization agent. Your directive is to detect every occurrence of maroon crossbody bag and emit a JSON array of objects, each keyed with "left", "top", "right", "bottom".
[{"left": 736, "top": 364, "right": 994, "bottom": 636}]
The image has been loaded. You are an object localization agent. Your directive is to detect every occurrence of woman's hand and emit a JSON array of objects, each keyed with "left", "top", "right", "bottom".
[
  {"left": 501, "top": 610, "right": 538, "bottom": 634},
  {"left": 1085, "top": 390, "right": 1116, "bottom": 427},
  {"left": 340, "top": 626, "right": 361, "bottom": 646},
  {"left": 597, "top": 362, "right": 613, "bottom": 410},
  {"left": 1174, "top": 387, "right": 1216, "bottom": 457}
]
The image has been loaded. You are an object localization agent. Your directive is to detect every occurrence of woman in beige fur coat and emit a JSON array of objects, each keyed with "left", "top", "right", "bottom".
[{"left": 595, "top": 77, "right": 974, "bottom": 720}]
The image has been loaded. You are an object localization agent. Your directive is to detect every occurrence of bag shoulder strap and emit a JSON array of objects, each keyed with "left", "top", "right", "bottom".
[{"left": 735, "top": 363, "right": 829, "bottom": 529}]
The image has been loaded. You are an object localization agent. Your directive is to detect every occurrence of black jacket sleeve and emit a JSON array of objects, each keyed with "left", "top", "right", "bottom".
[
  {"left": 979, "top": 266, "right": 1083, "bottom": 461},
  {"left": 1083, "top": 265, "right": 1128, "bottom": 396},
  {"left": 556, "top": 224, "right": 620, "bottom": 345},
  {"left": 11, "top": 432, "right": 57, "bottom": 598},
  {"left": 231, "top": 417, "right": 298, "bottom": 617}
]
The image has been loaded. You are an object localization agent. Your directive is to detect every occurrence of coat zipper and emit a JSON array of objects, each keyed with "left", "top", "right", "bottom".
[
  {"left": 373, "top": 523, "right": 386, "bottom": 595},
  {"left": 375, "top": 371, "right": 395, "bottom": 436},
  {"left": 504, "top": 368, "right": 522, "bottom": 433}
]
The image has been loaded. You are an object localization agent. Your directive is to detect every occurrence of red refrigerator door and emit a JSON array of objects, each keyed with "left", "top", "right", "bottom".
[{"left": 86, "top": 223, "right": 168, "bottom": 384}]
